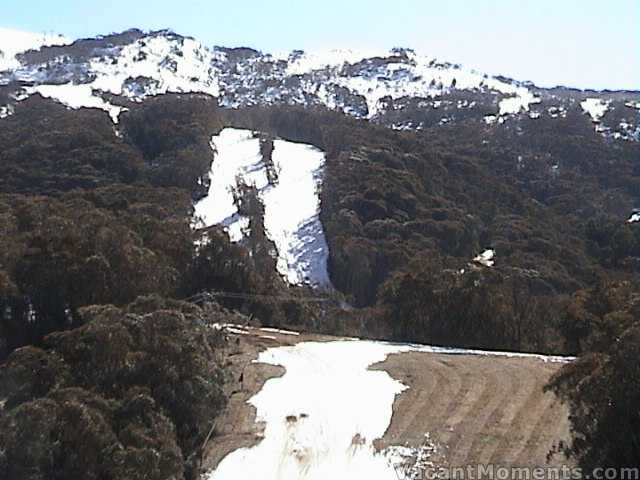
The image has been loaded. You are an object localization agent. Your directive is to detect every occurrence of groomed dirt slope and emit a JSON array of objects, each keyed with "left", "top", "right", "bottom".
[{"left": 373, "top": 351, "right": 572, "bottom": 469}]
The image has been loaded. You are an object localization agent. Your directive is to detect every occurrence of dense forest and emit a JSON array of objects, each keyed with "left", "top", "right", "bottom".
[
  {"left": 228, "top": 106, "right": 640, "bottom": 346},
  {"left": 1, "top": 93, "right": 639, "bottom": 476},
  {"left": 0, "top": 95, "right": 313, "bottom": 479}
]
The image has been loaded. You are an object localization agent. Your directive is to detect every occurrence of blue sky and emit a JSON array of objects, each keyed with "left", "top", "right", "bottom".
[{"left": 2, "top": 0, "right": 638, "bottom": 90}]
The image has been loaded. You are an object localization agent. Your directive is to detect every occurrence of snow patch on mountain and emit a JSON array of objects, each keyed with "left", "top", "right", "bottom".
[
  {"left": 194, "top": 128, "right": 331, "bottom": 288},
  {"left": 87, "top": 35, "right": 220, "bottom": 99},
  {"left": 7, "top": 31, "right": 219, "bottom": 123},
  {"left": 384, "top": 442, "right": 437, "bottom": 480},
  {"left": 548, "top": 105, "right": 567, "bottom": 119},
  {"left": 26, "top": 83, "right": 124, "bottom": 123},
  {"left": 498, "top": 91, "right": 541, "bottom": 116},
  {"left": 0, "top": 104, "right": 12, "bottom": 119},
  {"left": 473, "top": 249, "right": 495, "bottom": 268},
  {"left": 263, "top": 139, "right": 330, "bottom": 287},
  {"left": 0, "top": 27, "right": 70, "bottom": 72},
  {"left": 279, "top": 48, "right": 385, "bottom": 76},
  {"left": 289, "top": 49, "right": 541, "bottom": 119},
  {"left": 581, "top": 98, "right": 609, "bottom": 122}
]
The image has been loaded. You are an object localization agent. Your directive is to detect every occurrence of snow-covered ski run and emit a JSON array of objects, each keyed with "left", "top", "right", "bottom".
[{"left": 205, "top": 338, "right": 571, "bottom": 480}]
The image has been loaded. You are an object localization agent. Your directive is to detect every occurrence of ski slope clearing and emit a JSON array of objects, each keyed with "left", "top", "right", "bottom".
[
  {"left": 204, "top": 332, "right": 572, "bottom": 479},
  {"left": 207, "top": 341, "right": 411, "bottom": 480},
  {"left": 194, "top": 128, "right": 331, "bottom": 287}
]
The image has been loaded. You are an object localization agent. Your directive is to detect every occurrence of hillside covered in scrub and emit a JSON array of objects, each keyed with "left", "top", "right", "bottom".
[{"left": 0, "top": 26, "right": 639, "bottom": 476}]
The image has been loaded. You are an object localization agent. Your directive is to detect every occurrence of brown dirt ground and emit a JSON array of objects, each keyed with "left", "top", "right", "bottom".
[
  {"left": 372, "top": 351, "right": 572, "bottom": 469},
  {"left": 202, "top": 329, "right": 573, "bottom": 474}
]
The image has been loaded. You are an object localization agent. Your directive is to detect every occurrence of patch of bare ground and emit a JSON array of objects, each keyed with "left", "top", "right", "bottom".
[
  {"left": 372, "top": 351, "right": 573, "bottom": 470},
  {"left": 200, "top": 333, "right": 284, "bottom": 472}
]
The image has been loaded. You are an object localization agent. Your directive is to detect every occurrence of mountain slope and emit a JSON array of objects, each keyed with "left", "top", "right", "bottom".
[
  {"left": 0, "top": 27, "right": 70, "bottom": 72},
  {"left": 1, "top": 58, "right": 639, "bottom": 354},
  {"left": 2, "top": 26, "right": 640, "bottom": 480},
  {"left": 1, "top": 28, "right": 638, "bottom": 140}
]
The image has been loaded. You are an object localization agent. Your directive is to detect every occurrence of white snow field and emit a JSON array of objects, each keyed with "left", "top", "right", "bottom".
[
  {"left": 193, "top": 129, "right": 264, "bottom": 242},
  {"left": 205, "top": 339, "right": 571, "bottom": 480},
  {"left": 87, "top": 35, "right": 220, "bottom": 100},
  {"left": 206, "top": 341, "right": 412, "bottom": 480},
  {"left": 194, "top": 128, "right": 331, "bottom": 288}
]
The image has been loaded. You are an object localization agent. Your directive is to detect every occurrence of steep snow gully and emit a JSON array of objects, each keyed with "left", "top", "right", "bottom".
[
  {"left": 204, "top": 340, "right": 570, "bottom": 480},
  {"left": 194, "top": 128, "right": 331, "bottom": 288}
]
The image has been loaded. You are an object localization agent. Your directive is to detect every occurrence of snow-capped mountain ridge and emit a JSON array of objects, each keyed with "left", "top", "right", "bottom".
[
  {"left": 0, "top": 27, "right": 70, "bottom": 72},
  {"left": 1, "top": 28, "right": 638, "bottom": 139},
  {"left": 214, "top": 45, "right": 542, "bottom": 119}
]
